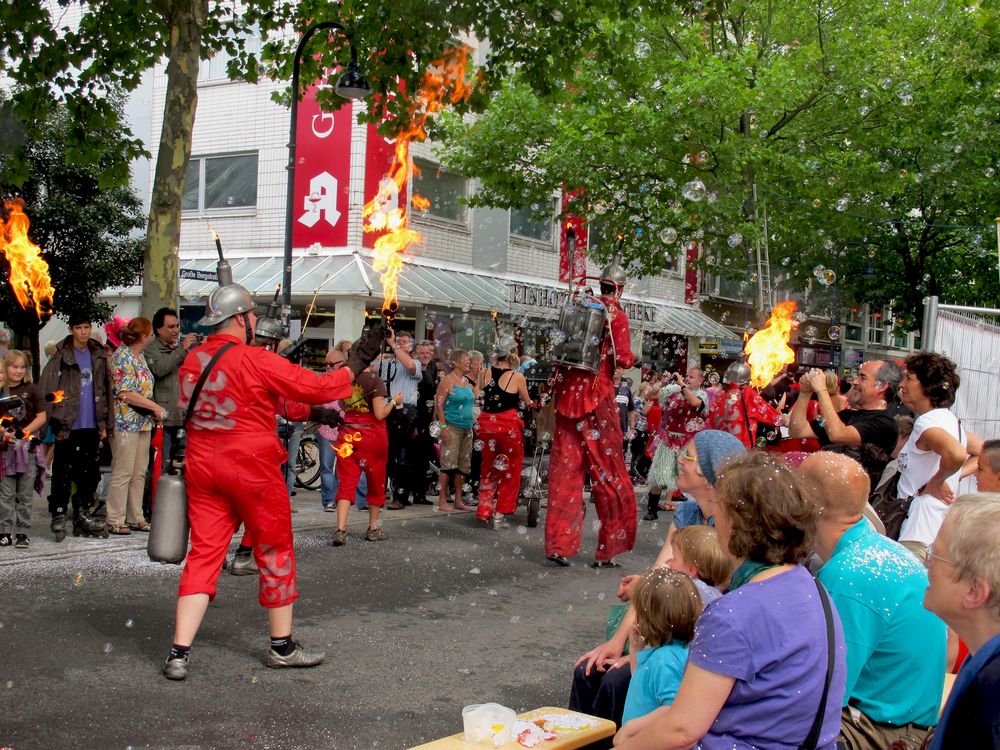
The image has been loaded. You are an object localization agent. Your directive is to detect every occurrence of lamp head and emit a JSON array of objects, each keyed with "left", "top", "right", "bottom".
[{"left": 335, "top": 57, "right": 371, "bottom": 100}]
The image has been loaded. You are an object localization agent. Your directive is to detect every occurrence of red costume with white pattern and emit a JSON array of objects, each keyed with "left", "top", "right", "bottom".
[
  {"left": 545, "top": 295, "right": 637, "bottom": 562},
  {"left": 176, "top": 333, "right": 353, "bottom": 608},
  {"left": 710, "top": 382, "right": 784, "bottom": 449}
]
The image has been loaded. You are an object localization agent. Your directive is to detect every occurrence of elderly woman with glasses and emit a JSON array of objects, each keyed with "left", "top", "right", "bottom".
[
  {"left": 614, "top": 451, "right": 847, "bottom": 750},
  {"left": 923, "top": 492, "right": 1000, "bottom": 749}
]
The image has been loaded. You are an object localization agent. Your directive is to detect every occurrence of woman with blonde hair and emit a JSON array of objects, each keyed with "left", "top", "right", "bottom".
[
  {"left": 106, "top": 317, "right": 166, "bottom": 535},
  {"left": 476, "top": 337, "right": 532, "bottom": 527},
  {"left": 435, "top": 348, "right": 476, "bottom": 512}
]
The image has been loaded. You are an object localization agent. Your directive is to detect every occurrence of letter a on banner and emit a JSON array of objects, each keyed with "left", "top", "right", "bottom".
[{"left": 291, "top": 87, "right": 352, "bottom": 249}]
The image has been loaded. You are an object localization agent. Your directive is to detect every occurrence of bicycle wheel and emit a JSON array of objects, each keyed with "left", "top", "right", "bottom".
[{"left": 295, "top": 436, "right": 322, "bottom": 490}]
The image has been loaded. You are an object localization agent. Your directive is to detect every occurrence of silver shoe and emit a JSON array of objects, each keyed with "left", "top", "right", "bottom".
[
  {"left": 230, "top": 551, "right": 258, "bottom": 576},
  {"left": 266, "top": 641, "right": 325, "bottom": 669},
  {"left": 492, "top": 514, "right": 510, "bottom": 530},
  {"left": 163, "top": 654, "right": 189, "bottom": 680}
]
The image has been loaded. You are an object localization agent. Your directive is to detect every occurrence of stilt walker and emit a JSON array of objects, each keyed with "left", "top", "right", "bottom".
[{"left": 544, "top": 253, "right": 637, "bottom": 567}]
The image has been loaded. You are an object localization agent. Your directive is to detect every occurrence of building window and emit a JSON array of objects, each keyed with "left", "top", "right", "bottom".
[
  {"left": 510, "top": 203, "right": 554, "bottom": 243},
  {"left": 413, "top": 158, "right": 468, "bottom": 223},
  {"left": 183, "top": 153, "right": 258, "bottom": 213},
  {"left": 198, "top": 36, "right": 261, "bottom": 83}
]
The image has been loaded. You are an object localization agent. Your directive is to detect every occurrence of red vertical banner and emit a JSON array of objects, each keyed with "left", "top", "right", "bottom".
[
  {"left": 559, "top": 190, "right": 588, "bottom": 282},
  {"left": 291, "top": 88, "right": 353, "bottom": 249},
  {"left": 362, "top": 123, "right": 405, "bottom": 249},
  {"left": 684, "top": 240, "right": 700, "bottom": 304}
]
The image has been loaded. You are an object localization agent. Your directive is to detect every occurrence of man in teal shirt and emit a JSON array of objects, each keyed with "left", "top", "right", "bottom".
[{"left": 802, "top": 452, "right": 946, "bottom": 750}]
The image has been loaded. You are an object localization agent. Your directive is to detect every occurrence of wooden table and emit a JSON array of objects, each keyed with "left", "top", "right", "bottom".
[{"left": 408, "top": 706, "right": 616, "bottom": 750}]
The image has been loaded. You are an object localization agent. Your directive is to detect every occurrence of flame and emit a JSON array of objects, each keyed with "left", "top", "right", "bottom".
[
  {"left": 48, "top": 390, "right": 65, "bottom": 404},
  {"left": 363, "top": 46, "right": 474, "bottom": 314},
  {"left": 334, "top": 429, "right": 363, "bottom": 458},
  {"left": 0, "top": 200, "right": 55, "bottom": 319},
  {"left": 744, "top": 301, "right": 798, "bottom": 388}
]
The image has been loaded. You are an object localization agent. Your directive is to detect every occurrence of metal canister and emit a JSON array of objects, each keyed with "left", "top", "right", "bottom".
[{"left": 547, "top": 300, "right": 606, "bottom": 373}]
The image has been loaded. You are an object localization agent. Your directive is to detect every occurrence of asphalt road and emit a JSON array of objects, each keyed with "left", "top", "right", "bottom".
[{"left": 0, "top": 490, "right": 666, "bottom": 750}]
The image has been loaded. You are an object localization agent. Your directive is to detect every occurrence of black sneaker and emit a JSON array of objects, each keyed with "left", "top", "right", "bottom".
[
  {"left": 14, "top": 534, "right": 29, "bottom": 549},
  {"left": 0, "top": 533, "right": 11, "bottom": 547}
]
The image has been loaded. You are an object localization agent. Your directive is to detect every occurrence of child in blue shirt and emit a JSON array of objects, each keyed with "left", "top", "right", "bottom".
[{"left": 620, "top": 567, "right": 703, "bottom": 724}]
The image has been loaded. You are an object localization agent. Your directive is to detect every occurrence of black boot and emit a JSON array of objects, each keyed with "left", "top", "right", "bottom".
[{"left": 642, "top": 491, "right": 661, "bottom": 521}]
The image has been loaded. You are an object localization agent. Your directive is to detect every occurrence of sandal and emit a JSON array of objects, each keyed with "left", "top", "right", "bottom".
[
  {"left": 128, "top": 521, "right": 151, "bottom": 532},
  {"left": 107, "top": 524, "right": 132, "bottom": 535}
]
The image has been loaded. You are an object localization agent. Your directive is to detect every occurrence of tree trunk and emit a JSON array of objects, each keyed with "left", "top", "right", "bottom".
[{"left": 141, "top": 0, "right": 207, "bottom": 317}]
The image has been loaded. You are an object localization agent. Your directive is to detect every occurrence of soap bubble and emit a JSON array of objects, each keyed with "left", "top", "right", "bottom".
[
  {"left": 473, "top": 439, "right": 484, "bottom": 451},
  {"left": 828, "top": 326, "right": 841, "bottom": 341},
  {"left": 804, "top": 325, "right": 819, "bottom": 338},
  {"left": 985, "top": 168, "right": 996, "bottom": 178},
  {"left": 812, "top": 198, "right": 822, "bottom": 208},
  {"left": 586, "top": 429, "right": 601, "bottom": 440},
  {"left": 634, "top": 41, "right": 651, "bottom": 58},
  {"left": 576, "top": 421, "right": 586, "bottom": 431},
  {"left": 593, "top": 200, "right": 608, "bottom": 215},
  {"left": 681, "top": 179, "right": 707, "bottom": 202},
  {"left": 551, "top": 9, "right": 563, "bottom": 20},
  {"left": 727, "top": 233, "right": 743, "bottom": 248},
  {"left": 659, "top": 227, "right": 678, "bottom": 244},
  {"left": 494, "top": 455, "right": 509, "bottom": 471},
  {"left": 461, "top": 304, "right": 471, "bottom": 313},
  {"left": 73, "top": 572, "right": 85, "bottom": 587},
  {"left": 549, "top": 329, "right": 567, "bottom": 346},
  {"left": 428, "top": 421, "right": 442, "bottom": 438},
  {"left": 836, "top": 197, "right": 850, "bottom": 212},
  {"left": 685, "top": 417, "right": 705, "bottom": 432},
  {"left": 813, "top": 265, "right": 827, "bottom": 279},
  {"left": 125, "top": 619, "right": 134, "bottom": 629},
  {"left": 818, "top": 268, "right": 837, "bottom": 286},
  {"left": 895, "top": 81, "right": 912, "bottom": 99},
  {"left": 102, "top": 643, "right": 114, "bottom": 654}
]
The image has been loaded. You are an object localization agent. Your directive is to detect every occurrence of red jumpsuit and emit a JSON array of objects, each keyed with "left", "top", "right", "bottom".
[
  {"left": 545, "top": 295, "right": 636, "bottom": 562},
  {"left": 335, "top": 373, "right": 389, "bottom": 506},
  {"left": 476, "top": 409, "right": 525, "bottom": 520},
  {"left": 176, "top": 333, "right": 352, "bottom": 608},
  {"left": 710, "top": 383, "right": 784, "bottom": 449}
]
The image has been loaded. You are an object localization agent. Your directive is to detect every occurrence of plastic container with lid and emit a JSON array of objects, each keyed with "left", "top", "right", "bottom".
[{"left": 462, "top": 703, "right": 516, "bottom": 746}]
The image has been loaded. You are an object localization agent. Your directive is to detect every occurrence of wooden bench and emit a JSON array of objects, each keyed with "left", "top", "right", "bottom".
[{"left": 408, "top": 706, "right": 616, "bottom": 750}]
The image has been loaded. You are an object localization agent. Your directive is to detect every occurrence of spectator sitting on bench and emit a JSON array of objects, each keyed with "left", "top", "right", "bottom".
[
  {"left": 801, "top": 451, "right": 946, "bottom": 750},
  {"left": 569, "top": 435, "right": 742, "bottom": 727}
]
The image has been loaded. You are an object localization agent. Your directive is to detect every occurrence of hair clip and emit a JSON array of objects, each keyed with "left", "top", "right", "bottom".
[{"left": 942, "top": 382, "right": 950, "bottom": 390}]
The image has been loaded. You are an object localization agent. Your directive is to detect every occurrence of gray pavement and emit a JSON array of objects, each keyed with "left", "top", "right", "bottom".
[{"left": 0, "top": 486, "right": 667, "bottom": 749}]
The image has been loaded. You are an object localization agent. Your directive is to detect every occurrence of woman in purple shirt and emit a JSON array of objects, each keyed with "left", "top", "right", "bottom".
[{"left": 614, "top": 451, "right": 847, "bottom": 750}]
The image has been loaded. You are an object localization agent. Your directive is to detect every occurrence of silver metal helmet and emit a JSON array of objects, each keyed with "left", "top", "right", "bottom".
[
  {"left": 197, "top": 283, "right": 254, "bottom": 327},
  {"left": 254, "top": 314, "right": 284, "bottom": 343},
  {"left": 723, "top": 361, "right": 751, "bottom": 386},
  {"left": 600, "top": 257, "right": 627, "bottom": 290},
  {"left": 493, "top": 334, "right": 517, "bottom": 358}
]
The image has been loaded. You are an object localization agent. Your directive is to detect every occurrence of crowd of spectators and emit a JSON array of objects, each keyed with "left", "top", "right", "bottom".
[{"left": 4, "top": 314, "right": 999, "bottom": 746}]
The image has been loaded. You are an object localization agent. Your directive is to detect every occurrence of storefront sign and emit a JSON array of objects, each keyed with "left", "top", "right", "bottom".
[
  {"left": 508, "top": 282, "right": 657, "bottom": 324},
  {"left": 698, "top": 339, "right": 720, "bottom": 354},
  {"left": 720, "top": 339, "right": 744, "bottom": 357}
]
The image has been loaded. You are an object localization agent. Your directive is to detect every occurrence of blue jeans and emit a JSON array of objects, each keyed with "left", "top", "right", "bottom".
[
  {"left": 318, "top": 433, "right": 368, "bottom": 508},
  {"left": 283, "top": 422, "right": 304, "bottom": 496}
]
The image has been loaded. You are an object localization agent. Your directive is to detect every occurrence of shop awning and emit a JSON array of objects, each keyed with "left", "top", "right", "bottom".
[
  {"left": 107, "top": 253, "right": 509, "bottom": 312},
  {"left": 635, "top": 301, "right": 739, "bottom": 340},
  {"left": 106, "top": 254, "right": 736, "bottom": 339}
]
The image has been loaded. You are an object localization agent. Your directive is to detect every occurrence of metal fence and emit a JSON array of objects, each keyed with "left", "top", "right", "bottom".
[{"left": 922, "top": 296, "right": 1000, "bottom": 493}]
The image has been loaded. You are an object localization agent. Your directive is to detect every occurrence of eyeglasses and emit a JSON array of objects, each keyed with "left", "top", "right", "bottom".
[
  {"left": 325, "top": 361, "right": 344, "bottom": 369},
  {"left": 925, "top": 543, "right": 955, "bottom": 567},
  {"left": 679, "top": 451, "right": 697, "bottom": 463}
]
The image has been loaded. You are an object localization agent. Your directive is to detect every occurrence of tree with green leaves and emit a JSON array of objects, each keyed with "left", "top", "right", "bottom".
[
  {"left": 0, "top": 94, "right": 144, "bottom": 376},
  {"left": 434, "top": 0, "right": 1000, "bottom": 329},
  {"left": 2, "top": 0, "right": 673, "bottom": 314}
]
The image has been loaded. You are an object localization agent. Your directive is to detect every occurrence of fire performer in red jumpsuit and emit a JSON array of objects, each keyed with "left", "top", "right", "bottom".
[
  {"left": 710, "top": 361, "right": 784, "bottom": 449},
  {"left": 162, "top": 275, "right": 385, "bottom": 681},
  {"left": 545, "top": 260, "right": 637, "bottom": 568}
]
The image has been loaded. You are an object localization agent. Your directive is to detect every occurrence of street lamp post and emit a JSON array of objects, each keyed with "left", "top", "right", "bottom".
[{"left": 282, "top": 22, "right": 370, "bottom": 309}]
